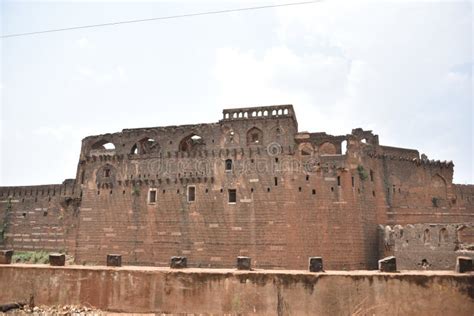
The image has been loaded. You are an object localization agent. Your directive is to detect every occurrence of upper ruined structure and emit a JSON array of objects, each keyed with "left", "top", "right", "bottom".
[{"left": 1, "top": 105, "right": 473, "bottom": 269}]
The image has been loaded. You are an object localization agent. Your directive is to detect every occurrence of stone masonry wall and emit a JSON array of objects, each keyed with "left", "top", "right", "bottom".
[
  {"left": 380, "top": 223, "right": 474, "bottom": 270},
  {"left": 0, "top": 105, "right": 473, "bottom": 270},
  {"left": 0, "top": 180, "right": 79, "bottom": 253},
  {"left": 0, "top": 265, "right": 472, "bottom": 315}
]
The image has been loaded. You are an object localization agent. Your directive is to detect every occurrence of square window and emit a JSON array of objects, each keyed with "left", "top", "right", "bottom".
[
  {"left": 228, "top": 189, "right": 237, "bottom": 203},
  {"left": 188, "top": 186, "right": 196, "bottom": 202},
  {"left": 148, "top": 189, "right": 157, "bottom": 203}
]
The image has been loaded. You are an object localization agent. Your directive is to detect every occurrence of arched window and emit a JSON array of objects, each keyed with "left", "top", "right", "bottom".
[
  {"left": 131, "top": 137, "right": 160, "bottom": 155},
  {"left": 179, "top": 134, "right": 204, "bottom": 152},
  {"left": 423, "top": 229, "right": 431, "bottom": 245},
  {"left": 319, "top": 142, "right": 337, "bottom": 155},
  {"left": 91, "top": 140, "right": 115, "bottom": 151},
  {"left": 299, "top": 143, "right": 313, "bottom": 156},
  {"left": 439, "top": 228, "right": 448, "bottom": 244},
  {"left": 247, "top": 127, "right": 263, "bottom": 145},
  {"left": 457, "top": 225, "right": 474, "bottom": 245},
  {"left": 96, "top": 164, "right": 115, "bottom": 184},
  {"left": 431, "top": 174, "right": 447, "bottom": 199},
  {"left": 341, "top": 140, "right": 348, "bottom": 154}
]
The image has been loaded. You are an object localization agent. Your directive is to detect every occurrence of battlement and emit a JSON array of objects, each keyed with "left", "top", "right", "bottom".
[
  {"left": 0, "top": 179, "right": 76, "bottom": 199},
  {"left": 221, "top": 104, "right": 296, "bottom": 123}
]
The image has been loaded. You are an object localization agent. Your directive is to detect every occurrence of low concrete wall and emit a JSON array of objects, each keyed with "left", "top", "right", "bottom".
[{"left": 0, "top": 264, "right": 473, "bottom": 315}]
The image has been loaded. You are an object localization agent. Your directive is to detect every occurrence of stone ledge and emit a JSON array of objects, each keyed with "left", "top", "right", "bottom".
[{"left": 0, "top": 264, "right": 472, "bottom": 315}]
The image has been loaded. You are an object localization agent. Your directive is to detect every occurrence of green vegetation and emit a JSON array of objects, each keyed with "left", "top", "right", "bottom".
[
  {"left": 357, "top": 165, "right": 368, "bottom": 181},
  {"left": 432, "top": 197, "right": 440, "bottom": 208},
  {"left": 131, "top": 185, "right": 140, "bottom": 196},
  {"left": 0, "top": 197, "right": 12, "bottom": 242},
  {"left": 12, "top": 251, "right": 50, "bottom": 264}
]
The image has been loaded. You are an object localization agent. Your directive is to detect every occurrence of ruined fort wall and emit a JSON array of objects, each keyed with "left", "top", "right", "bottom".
[
  {"left": 74, "top": 154, "right": 378, "bottom": 269},
  {"left": 0, "top": 105, "right": 473, "bottom": 270},
  {"left": 0, "top": 181, "right": 79, "bottom": 253},
  {"left": 370, "top": 154, "right": 474, "bottom": 225},
  {"left": 73, "top": 108, "right": 380, "bottom": 269},
  {"left": 380, "top": 223, "right": 474, "bottom": 269}
]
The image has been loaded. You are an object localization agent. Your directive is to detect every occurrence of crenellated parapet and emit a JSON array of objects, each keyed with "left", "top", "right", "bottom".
[
  {"left": 221, "top": 104, "right": 296, "bottom": 122},
  {"left": 0, "top": 179, "right": 76, "bottom": 200},
  {"left": 367, "top": 152, "right": 454, "bottom": 168}
]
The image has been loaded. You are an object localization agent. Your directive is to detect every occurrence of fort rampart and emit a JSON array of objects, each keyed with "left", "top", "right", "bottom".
[{"left": 1, "top": 105, "right": 473, "bottom": 269}]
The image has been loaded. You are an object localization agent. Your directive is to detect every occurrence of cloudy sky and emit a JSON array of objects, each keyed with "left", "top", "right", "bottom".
[{"left": 0, "top": 0, "right": 472, "bottom": 186}]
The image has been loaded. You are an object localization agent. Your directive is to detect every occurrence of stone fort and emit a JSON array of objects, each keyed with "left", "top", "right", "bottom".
[{"left": 1, "top": 104, "right": 473, "bottom": 270}]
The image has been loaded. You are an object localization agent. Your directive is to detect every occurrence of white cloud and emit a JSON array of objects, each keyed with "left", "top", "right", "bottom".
[
  {"left": 76, "top": 37, "right": 90, "bottom": 49},
  {"left": 117, "top": 66, "right": 127, "bottom": 81},
  {"left": 214, "top": 46, "right": 350, "bottom": 107},
  {"left": 213, "top": 0, "right": 472, "bottom": 182},
  {"left": 77, "top": 65, "right": 94, "bottom": 77},
  {"left": 34, "top": 125, "right": 86, "bottom": 141},
  {"left": 76, "top": 65, "right": 127, "bottom": 85}
]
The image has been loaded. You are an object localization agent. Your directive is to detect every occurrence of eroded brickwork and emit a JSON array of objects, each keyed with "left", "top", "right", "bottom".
[
  {"left": 1, "top": 105, "right": 473, "bottom": 269},
  {"left": 0, "top": 180, "right": 79, "bottom": 253},
  {"left": 380, "top": 223, "right": 474, "bottom": 269}
]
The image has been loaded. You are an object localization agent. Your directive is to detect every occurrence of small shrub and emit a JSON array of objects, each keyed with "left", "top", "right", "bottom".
[
  {"left": 131, "top": 185, "right": 140, "bottom": 196},
  {"left": 357, "top": 165, "right": 368, "bottom": 181},
  {"left": 13, "top": 251, "right": 33, "bottom": 263},
  {"left": 33, "top": 251, "right": 49, "bottom": 264},
  {"left": 12, "top": 251, "right": 49, "bottom": 264},
  {"left": 432, "top": 197, "right": 440, "bottom": 207}
]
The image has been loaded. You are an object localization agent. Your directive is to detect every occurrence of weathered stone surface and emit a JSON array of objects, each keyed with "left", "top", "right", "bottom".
[
  {"left": 106, "top": 254, "right": 122, "bottom": 267},
  {"left": 236, "top": 256, "right": 251, "bottom": 270},
  {"left": 49, "top": 253, "right": 65, "bottom": 266},
  {"left": 0, "top": 105, "right": 472, "bottom": 270},
  {"left": 379, "top": 224, "right": 474, "bottom": 270},
  {"left": 170, "top": 256, "right": 187, "bottom": 269},
  {"left": 0, "top": 250, "right": 13, "bottom": 264},
  {"left": 455, "top": 256, "right": 473, "bottom": 273},
  {"left": 308, "top": 257, "right": 324, "bottom": 272},
  {"left": 1, "top": 265, "right": 473, "bottom": 315},
  {"left": 379, "top": 256, "right": 397, "bottom": 272}
]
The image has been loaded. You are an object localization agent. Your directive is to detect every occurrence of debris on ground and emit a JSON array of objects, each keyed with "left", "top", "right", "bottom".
[{"left": 3, "top": 304, "right": 103, "bottom": 315}]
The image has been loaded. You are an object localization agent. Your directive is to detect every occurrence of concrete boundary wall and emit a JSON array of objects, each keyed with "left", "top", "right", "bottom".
[{"left": 0, "top": 264, "right": 473, "bottom": 315}]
